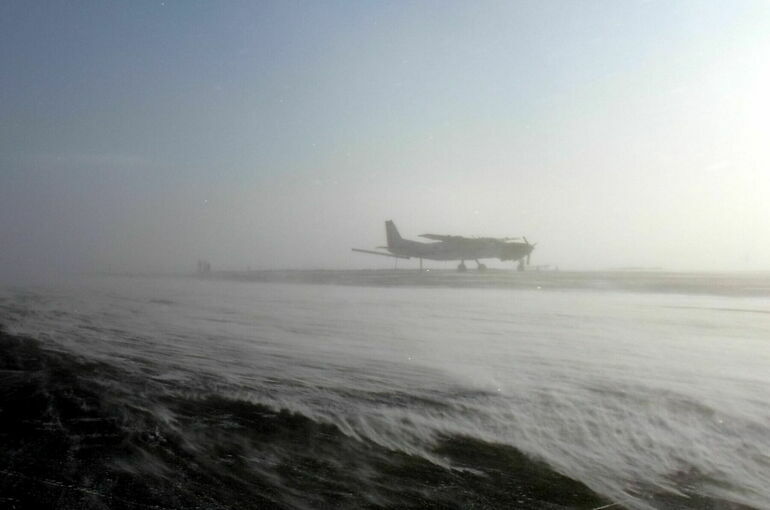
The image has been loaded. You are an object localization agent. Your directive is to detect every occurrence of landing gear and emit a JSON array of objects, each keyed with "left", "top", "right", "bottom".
[
  {"left": 475, "top": 260, "right": 487, "bottom": 271},
  {"left": 517, "top": 259, "right": 526, "bottom": 272},
  {"left": 457, "top": 261, "right": 467, "bottom": 272}
]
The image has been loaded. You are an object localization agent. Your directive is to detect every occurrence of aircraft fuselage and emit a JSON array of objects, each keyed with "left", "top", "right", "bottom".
[
  {"left": 384, "top": 220, "right": 533, "bottom": 263},
  {"left": 354, "top": 221, "right": 535, "bottom": 270},
  {"left": 386, "top": 237, "right": 524, "bottom": 261}
]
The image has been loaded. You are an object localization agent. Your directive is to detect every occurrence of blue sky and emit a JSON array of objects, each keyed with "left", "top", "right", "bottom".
[{"left": 2, "top": 1, "right": 769, "bottom": 277}]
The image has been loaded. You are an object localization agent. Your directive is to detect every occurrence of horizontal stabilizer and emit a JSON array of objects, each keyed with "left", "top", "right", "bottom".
[{"left": 352, "top": 248, "right": 410, "bottom": 259}]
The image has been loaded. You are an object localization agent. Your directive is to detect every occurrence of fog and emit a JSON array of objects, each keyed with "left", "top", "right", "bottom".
[{"left": 2, "top": 1, "right": 770, "bottom": 281}]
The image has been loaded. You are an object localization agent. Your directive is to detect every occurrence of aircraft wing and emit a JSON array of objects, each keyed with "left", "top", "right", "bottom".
[
  {"left": 351, "top": 248, "right": 411, "bottom": 259},
  {"left": 418, "top": 234, "right": 465, "bottom": 241},
  {"left": 421, "top": 233, "right": 525, "bottom": 244}
]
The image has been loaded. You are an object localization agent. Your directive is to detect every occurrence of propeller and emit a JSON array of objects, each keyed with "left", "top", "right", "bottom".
[{"left": 523, "top": 237, "right": 536, "bottom": 265}]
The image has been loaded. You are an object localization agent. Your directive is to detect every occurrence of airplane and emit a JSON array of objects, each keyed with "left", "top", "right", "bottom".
[{"left": 353, "top": 220, "right": 536, "bottom": 272}]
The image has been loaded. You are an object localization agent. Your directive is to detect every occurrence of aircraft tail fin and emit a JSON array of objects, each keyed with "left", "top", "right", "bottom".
[{"left": 385, "top": 220, "right": 402, "bottom": 248}]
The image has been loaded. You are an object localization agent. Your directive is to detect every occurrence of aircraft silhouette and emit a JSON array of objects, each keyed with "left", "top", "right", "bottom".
[{"left": 353, "top": 220, "right": 535, "bottom": 271}]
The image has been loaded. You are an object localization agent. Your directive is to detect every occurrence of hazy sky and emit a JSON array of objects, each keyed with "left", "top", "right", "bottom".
[{"left": 2, "top": 0, "right": 769, "bottom": 278}]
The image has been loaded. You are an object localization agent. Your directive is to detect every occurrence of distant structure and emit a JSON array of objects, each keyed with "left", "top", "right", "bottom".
[{"left": 197, "top": 260, "right": 211, "bottom": 274}]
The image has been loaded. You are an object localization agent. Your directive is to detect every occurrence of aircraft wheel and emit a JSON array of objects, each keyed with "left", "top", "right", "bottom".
[
  {"left": 477, "top": 263, "right": 487, "bottom": 271},
  {"left": 457, "top": 262, "right": 467, "bottom": 272}
]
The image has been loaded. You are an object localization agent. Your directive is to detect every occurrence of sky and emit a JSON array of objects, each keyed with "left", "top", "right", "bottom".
[{"left": 2, "top": 0, "right": 770, "bottom": 278}]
